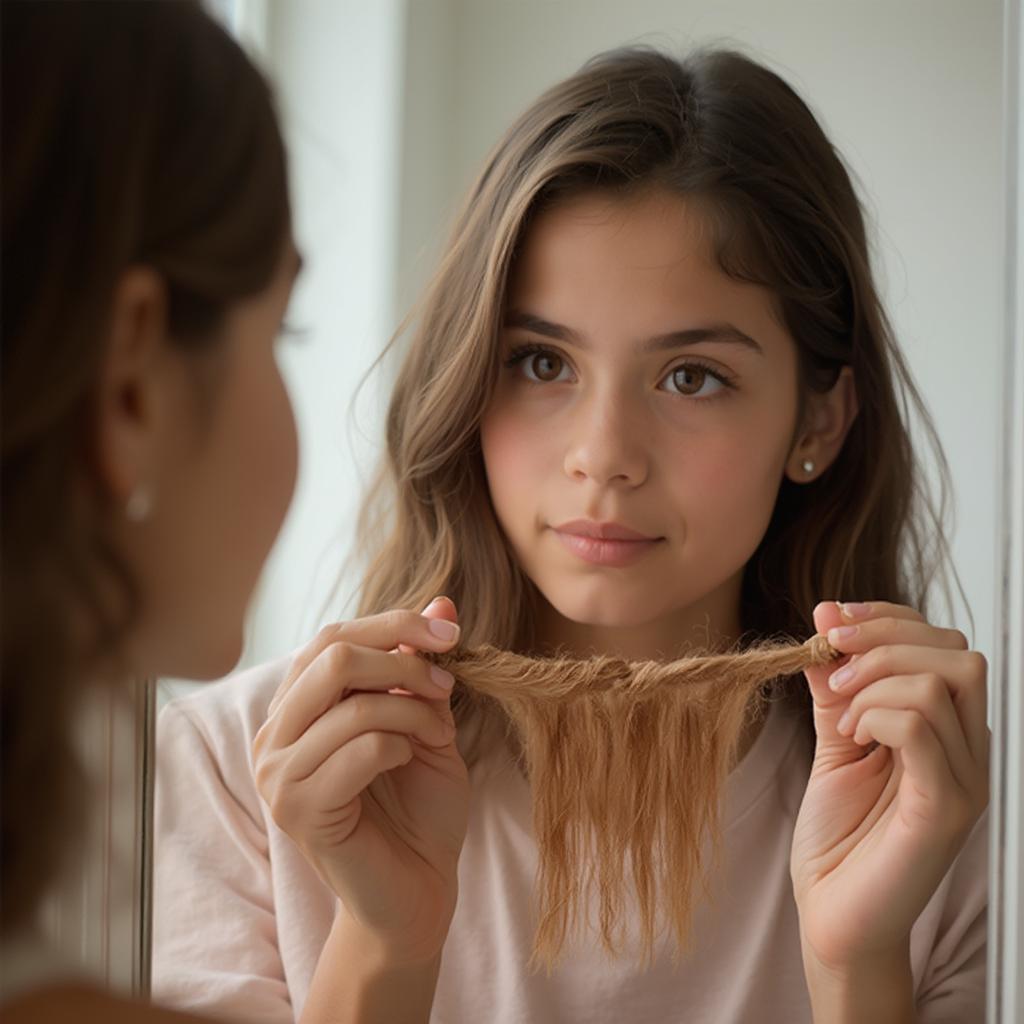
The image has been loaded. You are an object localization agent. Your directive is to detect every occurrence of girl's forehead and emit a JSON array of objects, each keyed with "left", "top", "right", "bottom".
[
  {"left": 512, "top": 190, "right": 743, "bottom": 303},
  {"left": 523, "top": 187, "right": 711, "bottom": 253},
  {"left": 508, "top": 189, "right": 790, "bottom": 353}
]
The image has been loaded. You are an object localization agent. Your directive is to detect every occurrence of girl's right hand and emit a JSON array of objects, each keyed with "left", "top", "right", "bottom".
[{"left": 252, "top": 597, "right": 469, "bottom": 965}]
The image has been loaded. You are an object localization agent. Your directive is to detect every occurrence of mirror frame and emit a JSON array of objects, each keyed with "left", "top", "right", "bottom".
[{"left": 989, "top": 0, "right": 1024, "bottom": 1020}]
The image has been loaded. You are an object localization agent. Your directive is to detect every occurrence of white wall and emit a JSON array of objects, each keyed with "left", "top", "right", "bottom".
[{"left": 242, "top": 0, "right": 407, "bottom": 663}]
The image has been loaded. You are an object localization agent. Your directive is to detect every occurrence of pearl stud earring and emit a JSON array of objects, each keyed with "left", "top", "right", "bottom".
[
  {"left": 125, "top": 485, "right": 153, "bottom": 522},
  {"left": 801, "top": 459, "right": 815, "bottom": 475}
]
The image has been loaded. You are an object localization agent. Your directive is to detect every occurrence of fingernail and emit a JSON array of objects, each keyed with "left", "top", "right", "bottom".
[
  {"left": 422, "top": 596, "right": 443, "bottom": 613},
  {"left": 428, "top": 619, "right": 460, "bottom": 642},
  {"left": 828, "top": 625, "right": 858, "bottom": 644},
  {"left": 837, "top": 708, "right": 853, "bottom": 735},
  {"left": 840, "top": 602, "right": 871, "bottom": 619},
  {"left": 829, "top": 665, "right": 855, "bottom": 691},
  {"left": 429, "top": 665, "right": 455, "bottom": 691}
]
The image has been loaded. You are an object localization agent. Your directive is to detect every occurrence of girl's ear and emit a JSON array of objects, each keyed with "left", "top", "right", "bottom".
[
  {"left": 785, "top": 365, "right": 859, "bottom": 483},
  {"left": 92, "top": 266, "right": 170, "bottom": 510}
]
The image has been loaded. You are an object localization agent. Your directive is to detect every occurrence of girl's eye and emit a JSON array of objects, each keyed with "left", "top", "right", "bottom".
[
  {"left": 659, "top": 362, "right": 733, "bottom": 398},
  {"left": 505, "top": 345, "right": 574, "bottom": 384},
  {"left": 529, "top": 352, "right": 565, "bottom": 382}
]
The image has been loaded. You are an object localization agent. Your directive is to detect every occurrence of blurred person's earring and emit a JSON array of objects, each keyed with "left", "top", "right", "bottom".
[
  {"left": 125, "top": 484, "right": 153, "bottom": 522},
  {"left": 802, "top": 459, "right": 815, "bottom": 475}
]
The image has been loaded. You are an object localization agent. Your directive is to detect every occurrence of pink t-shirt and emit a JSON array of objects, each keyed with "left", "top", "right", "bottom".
[{"left": 152, "top": 655, "right": 987, "bottom": 1023}]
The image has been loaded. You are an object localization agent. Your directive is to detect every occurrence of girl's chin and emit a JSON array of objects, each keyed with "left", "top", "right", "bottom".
[{"left": 537, "top": 590, "right": 667, "bottom": 632}]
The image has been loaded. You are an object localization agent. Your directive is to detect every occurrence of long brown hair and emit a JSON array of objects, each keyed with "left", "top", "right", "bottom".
[
  {"left": 355, "top": 47, "right": 957, "bottom": 745},
  {"left": 1, "top": 0, "right": 290, "bottom": 935}
]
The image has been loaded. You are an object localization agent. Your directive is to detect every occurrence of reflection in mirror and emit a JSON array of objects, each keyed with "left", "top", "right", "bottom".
[{"left": 150, "top": 2, "right": 1007, "bottom": 1022}]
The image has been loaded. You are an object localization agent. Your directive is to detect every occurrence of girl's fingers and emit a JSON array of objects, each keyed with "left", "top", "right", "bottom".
[
  {"left": 284, "top": 692, "right": 454, "bottom": 781},
  {"left": 266, "top": 608, "right": 460, "bottom": 717},
  {"left": 826, "top": 644, "right": 989, "bottom": 766},
  {"left": 269, "top": 732, "right": 415, "bottom": 840},
  {"left": 830, "top": 600, "right": 927, "bottom": 625},
  {"left": 810, "top": 601, "right": 925, "bottom": 642},
  {"left": 806, "top": 599, "right": 923, "bottom": 690},
  {"left": 267, "top": 623, "right": 344, "bottom": 718},
  {"left": 393, "top": 598, "right": 461, "bottom": 720},
  {"left": 259, "top": 642, "right": 455, "bottom": 751},
  {"left": 852, "top": 707, "right": 959, "bottom": 806},
  {"left": 804, "top": 602, "right": 987, "bottom": 779},
  {"left": 825, "top": 615, "right": 968, "bottom": 657},
  {"left": 836, "top": 673, "right": 975, "bottom": 792},
  {"left": 398, "top": 597, "right": 458, "bottom": 659},
  {"left": 338, "top": 606, "right": 460, "bottom": 652}
]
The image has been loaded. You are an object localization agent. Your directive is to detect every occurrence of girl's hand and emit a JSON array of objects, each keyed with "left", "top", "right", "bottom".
[
  {"left": 791, "top": 600, "right": 989, "bottom": 973},
  {"left": 252, "top": 597, "right": 470, "bottom": 965}
]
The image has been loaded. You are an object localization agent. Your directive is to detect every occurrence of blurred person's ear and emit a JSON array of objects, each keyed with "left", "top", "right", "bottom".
[{"left": 93, "top": 266, "right": 172, "bottom": 510}]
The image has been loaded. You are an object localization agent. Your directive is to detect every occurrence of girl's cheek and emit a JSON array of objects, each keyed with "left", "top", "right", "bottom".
[
  {"left": 480, "top": 405, "right": 535, "bottom": 485},
  {"left": 665, "top": 429, "right": 744, "bottom": 486},
  {"left": 666, "top": 431, "right": 785, "bottom": 517},
  {"left": 482, "top": 394, "right": 559, "bottom": 466}
]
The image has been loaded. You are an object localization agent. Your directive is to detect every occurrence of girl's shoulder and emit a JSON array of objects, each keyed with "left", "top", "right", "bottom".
[{"left": 158, "top": 653, "right": 292, "bottom": 752}]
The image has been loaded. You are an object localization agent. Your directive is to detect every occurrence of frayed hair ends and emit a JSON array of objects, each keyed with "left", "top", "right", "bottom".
[{"left": 430, "top": 635, "right": 839, "bottom": 969}]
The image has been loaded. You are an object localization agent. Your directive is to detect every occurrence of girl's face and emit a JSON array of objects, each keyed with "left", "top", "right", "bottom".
[{"left": 480, "top": 189, "right": 803, "bottom": 654}]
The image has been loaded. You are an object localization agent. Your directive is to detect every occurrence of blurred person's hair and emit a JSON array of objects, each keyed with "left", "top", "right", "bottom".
[{"left": 1, "top": 0, "right": 290, "bottom": 934}]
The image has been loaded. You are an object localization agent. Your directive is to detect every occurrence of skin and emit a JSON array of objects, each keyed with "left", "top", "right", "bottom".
[
  {"left": 96, "top": 242, "right": 304, "bottom": 680},
  {"left": 255, "top": 188, "right": 988, "bottom": 1023}
]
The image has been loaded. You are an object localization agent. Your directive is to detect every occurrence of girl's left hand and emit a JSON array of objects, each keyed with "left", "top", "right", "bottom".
[{"left": 791, "top": 600, "right": 990, "bottom": 972}]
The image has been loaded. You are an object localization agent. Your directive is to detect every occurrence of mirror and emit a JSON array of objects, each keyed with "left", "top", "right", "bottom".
[{"left": 146, "top": 1, "right": 1019, "bottom": 1020}]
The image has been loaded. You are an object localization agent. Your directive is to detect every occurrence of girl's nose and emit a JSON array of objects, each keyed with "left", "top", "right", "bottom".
[{"left": 562, "top": 389, "right": 649, "bottom": 488}]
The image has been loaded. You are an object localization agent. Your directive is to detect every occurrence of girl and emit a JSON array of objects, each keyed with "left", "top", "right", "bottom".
[
  {"left": 154, "top": 47, "right": 989, "bottom": 1022},
  {"left": 1, "top": 2, "right": 301, "bottom": 1019}
]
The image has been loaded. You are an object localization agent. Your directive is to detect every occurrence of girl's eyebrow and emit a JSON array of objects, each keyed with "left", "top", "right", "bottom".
[{"left": 503, "top": 309, "right": 764, "bottom": 356}]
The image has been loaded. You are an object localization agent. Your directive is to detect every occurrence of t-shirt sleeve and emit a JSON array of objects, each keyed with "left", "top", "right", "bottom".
[
  {"left": 151, "top": 698, "right": 293, "bottom": 1024},
  {"left": 914, "top": 808, "right": 989, "bottom": 1023}
]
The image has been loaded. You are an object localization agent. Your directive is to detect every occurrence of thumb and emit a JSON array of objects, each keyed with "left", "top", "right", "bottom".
[
  {"left": 805, "top": 600, "right": 865, "bottom": 768},
  {"left": 399, "top": 597, "right": 460, "bottom": 730},
  {"left": 398, "top": 596, "right": 459, "bottom": 656},
  {"left": 420, "top": 595, "right": 459, "bottom": 628}
]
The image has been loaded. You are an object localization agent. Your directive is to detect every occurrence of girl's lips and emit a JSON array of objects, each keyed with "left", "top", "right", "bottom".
[{"left": 553, "top": 529, "right": 663, "bottom": 567}]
